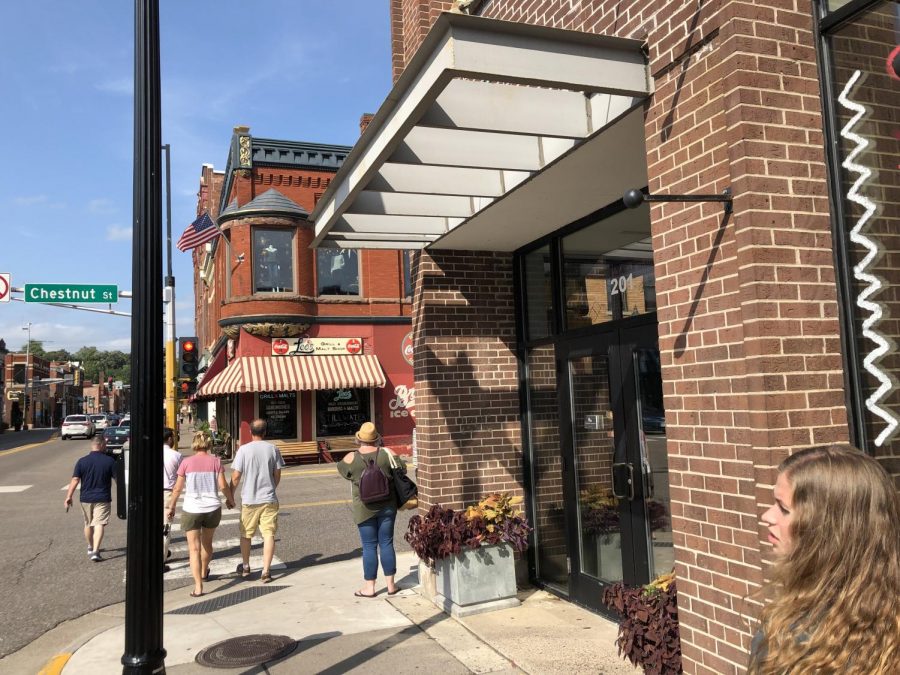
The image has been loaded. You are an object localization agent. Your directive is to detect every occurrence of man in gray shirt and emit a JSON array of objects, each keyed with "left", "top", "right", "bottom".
[{"left": 231, "top": 418, "right": 286, "bottom": 583}]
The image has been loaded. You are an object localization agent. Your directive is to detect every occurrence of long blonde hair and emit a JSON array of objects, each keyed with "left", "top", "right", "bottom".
[{"left": 750, "top": 444, "right": 900, "bottom": 674}]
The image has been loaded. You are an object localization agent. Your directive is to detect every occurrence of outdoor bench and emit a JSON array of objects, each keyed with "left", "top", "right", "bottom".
[{"left": 273, "top": 439, "right": 321, "bottom": 464}]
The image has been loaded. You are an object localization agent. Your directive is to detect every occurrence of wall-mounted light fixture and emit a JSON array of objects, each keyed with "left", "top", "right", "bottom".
[
  {"left": 235, "top": 253, "right": 245, "bottom": 264},
  {"left": 623, "top": 187, "right": 733, "bottom": 214}
]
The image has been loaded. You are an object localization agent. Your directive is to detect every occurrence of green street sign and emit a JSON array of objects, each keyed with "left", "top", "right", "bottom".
[{"left": 24, "top": 284, "right": 118, "bottom": 304}]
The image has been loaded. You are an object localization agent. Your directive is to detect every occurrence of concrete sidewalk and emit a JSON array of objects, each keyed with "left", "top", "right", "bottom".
[{"left": 7, "top": 551, "right": 639, "bottom": 674}]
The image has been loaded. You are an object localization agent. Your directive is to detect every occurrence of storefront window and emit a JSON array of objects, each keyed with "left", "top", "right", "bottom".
[
  {"left": 526, "top": 345, "right": 568, "bottom": 591},
  {"left": 523, "top": 245, "right": 554, "bottom": 340},
  {"left": 316, "top": 388, "right": 370, "bottom": 436},
  {"left": 561, "top": 207, "right": 654, "bottom": 329},
  {"left": 253, "top": 228, "right": 294, "bottom": 293},
  {"left": 317, "top": 249, "right": 360, "bottom": 296},
  {"left": 258, "top": 391, "right": 297, "bottom": 440},
  {"left": 826, "top": 1, "right": 900, "bottom": 457},
  {"left": 402, "top": 250, "right": 415, "bottom": 298}
]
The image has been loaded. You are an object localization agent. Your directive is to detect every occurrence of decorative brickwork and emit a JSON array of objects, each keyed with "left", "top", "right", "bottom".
[{"left": 412, "top": 250, "right": 522, "bottom": 509}]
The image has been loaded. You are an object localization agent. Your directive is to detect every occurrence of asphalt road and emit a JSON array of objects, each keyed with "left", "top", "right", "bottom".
[{"left": 0, "top": 430, "right": 416, "bottom": 658}]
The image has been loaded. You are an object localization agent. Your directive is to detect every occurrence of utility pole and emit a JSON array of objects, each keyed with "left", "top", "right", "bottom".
[
  {"left": 122, "top": 0, "right": 166, "bottom": 672},
  {"left": 22, "top": 322, "right": 31, "bottom": 430},
  {"left": 163, "top": 143, "right": 177, "bottom": 437}
]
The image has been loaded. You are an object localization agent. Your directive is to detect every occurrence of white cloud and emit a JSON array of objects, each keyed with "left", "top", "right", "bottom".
[
  {"left": 106, "top": 225, "right": 132, "bottom": 241},
  {"left": 14, "top": 194, "right": 49, "bottom": 206},
  {"left": 89, "top": 198, "right": 116, "bottom": 215},
  {"left": 95, "top": 78, "right": 132, "bottom": 95}
]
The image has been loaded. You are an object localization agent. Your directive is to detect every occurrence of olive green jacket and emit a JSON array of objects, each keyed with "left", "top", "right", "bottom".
[{"left": 337, "top": 447, "right": 406, "bottom": 524}]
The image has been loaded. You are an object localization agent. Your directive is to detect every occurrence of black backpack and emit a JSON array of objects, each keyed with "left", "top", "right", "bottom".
[{"left": 359, "top": 450, "right": 390, "bottom": 503}]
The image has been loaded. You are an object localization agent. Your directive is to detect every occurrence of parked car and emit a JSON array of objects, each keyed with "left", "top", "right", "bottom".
[
  {"left": 102, "top": 426, "right": 130, "bottom": 455},
  {"left": 90, "top": 414, "right": 111, "bottom": 430},
  {"left": 118, "top": 417, "right": 131, "bottom": 428},
  {"left": 61, "top": 415, "right": 95, "bottom": 440}
]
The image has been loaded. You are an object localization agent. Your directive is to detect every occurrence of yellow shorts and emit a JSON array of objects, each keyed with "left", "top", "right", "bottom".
[{"left": 240, "top": 502, "right": 279, "bottom": 538}]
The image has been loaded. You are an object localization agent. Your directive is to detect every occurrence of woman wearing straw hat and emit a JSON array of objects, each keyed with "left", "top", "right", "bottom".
[{"left": 337, "top": 421, "right": 405, "bottom": 598}]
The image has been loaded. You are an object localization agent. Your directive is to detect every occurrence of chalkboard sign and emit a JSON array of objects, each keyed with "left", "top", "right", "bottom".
[
  {"left": 316, "top": 388, "right": 369, "bottom": 437},
  {"left": 259, "top": 391, "right": 297, "bottom": 440}
]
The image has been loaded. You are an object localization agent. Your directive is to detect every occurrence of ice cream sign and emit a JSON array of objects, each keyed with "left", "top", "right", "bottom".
[{"left": 271, "top": 337, "right": 363, "bottom": 356}]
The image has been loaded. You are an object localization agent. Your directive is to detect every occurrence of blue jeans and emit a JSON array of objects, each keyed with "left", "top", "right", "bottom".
[{"left": 357, "top": 507, "right": 397, "bottom": 581}]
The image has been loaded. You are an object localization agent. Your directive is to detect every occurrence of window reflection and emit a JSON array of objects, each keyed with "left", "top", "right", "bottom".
[
  {"left": 317, "top": 249, "right": 360, "bottom": 296},
  {"left": 523, "top": 245, "right": 553, "bottom": 340},
  {"left": 253, "top": 228, "right": 294, "bottom": 293}
]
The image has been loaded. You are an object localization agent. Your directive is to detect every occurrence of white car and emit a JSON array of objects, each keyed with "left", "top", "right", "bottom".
[
  {"left": 90, "top": 414, "right": 110, "bottom": 430},
  {"left": 62, "top": 414, "right": 95, "bottom": 440}
]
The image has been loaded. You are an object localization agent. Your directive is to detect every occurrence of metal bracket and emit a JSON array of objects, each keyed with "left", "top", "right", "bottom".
[{"left": 623, "top": 187, "right": 733, "bottom": 214}]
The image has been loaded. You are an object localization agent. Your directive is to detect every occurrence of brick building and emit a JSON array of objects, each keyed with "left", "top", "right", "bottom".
[
  {"left": 310, "top": 1, "right": 900, "bottom": 673},
  {"left": 191, "top": 127, "right": 415, "bottom": 451}
]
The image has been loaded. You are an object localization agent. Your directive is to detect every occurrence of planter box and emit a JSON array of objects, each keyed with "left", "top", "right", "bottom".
[{"left": 432, "top": 543, "right": 521, "bottom": 617}]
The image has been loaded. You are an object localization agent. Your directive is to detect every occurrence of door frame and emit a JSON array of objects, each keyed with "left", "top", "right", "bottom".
[{"left": 556, "top": 312, "right": 659, "bottom": 611}]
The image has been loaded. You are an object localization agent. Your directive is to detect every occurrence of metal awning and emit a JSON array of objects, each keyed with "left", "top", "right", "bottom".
[
  {"left": 195, "top": 355, "right": 387, "bottom": 398},
  {"left": 311, "top": 13, "right": 651, "bottom": 252}
]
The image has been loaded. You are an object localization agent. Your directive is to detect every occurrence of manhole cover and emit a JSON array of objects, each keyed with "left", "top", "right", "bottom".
[{"left": 195, "top": 634, "right": 297, "bottom": 668}]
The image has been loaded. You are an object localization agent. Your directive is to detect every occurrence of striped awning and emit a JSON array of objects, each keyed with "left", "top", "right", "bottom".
[{"left": 195, "top": 355, "right": 386, "bottom": 398}]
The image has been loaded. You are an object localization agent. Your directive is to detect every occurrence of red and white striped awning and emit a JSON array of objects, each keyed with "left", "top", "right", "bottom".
[{"left": 196, "top": 355, "right": 386, "bottom": 398}]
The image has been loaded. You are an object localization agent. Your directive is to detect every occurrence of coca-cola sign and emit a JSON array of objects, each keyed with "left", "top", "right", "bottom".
[{"left": 401, "top": 332, "right": 414, "bottom": 366}]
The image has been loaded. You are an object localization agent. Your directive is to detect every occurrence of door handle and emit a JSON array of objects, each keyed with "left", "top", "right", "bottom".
[{"left": 612, "top": 462, "right": 635, "bottom": 500}]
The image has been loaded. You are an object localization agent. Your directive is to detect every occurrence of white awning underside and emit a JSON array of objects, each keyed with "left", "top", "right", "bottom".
[{"left": 311, "top": 13, "right": 651, "bottom": 252}]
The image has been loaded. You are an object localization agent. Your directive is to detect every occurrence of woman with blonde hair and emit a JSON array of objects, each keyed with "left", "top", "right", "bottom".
[
  {"left": 166, "top": 431, "right": 234, "bottom": 597},
  {"left": 751, "top": 443, "right": 900, "bottom": 674}
]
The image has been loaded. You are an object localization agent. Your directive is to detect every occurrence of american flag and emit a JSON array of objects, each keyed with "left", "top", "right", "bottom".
[{"left": 176, "top": 212, "right": 219, "bottom": 252}]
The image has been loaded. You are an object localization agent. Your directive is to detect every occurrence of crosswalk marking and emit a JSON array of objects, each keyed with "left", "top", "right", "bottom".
[{"left": 0, "top": 485, "right": 32, "bottom": 493}]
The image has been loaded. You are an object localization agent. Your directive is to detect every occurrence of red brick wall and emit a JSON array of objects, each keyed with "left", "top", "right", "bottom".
[
  {"left": 412, "top": 250, "right": 522, "bottom": 509},
  {"left": 390, "top": 2, "right": 853, "bottom": 673}
]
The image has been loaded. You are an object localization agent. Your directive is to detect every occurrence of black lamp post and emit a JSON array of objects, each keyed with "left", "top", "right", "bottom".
[{"left": 122, "top": 0, "right": 166, "bottom": 672}]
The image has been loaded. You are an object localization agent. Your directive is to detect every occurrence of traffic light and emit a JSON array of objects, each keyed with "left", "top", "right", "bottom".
[{"left": 178, "top": 337, "right": 199, "bottom": 397}]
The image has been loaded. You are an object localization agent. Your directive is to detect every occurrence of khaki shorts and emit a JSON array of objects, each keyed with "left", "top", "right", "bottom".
[
  {"left": 240, "top": 502, "right": 279, "bottom": 539},
  {"left": 81, "top": 502, "right": 111, "bottom": 527},
  {"left": 181, "top": 508, "right": 222, "bottom": 532}
]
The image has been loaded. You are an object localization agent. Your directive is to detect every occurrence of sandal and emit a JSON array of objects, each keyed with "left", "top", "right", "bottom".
[
  {"left": 237, "top": 563, "right": 251, "bottom": 578},
  {"left": 190, "top": 590, "right": 204, "bottom": 598},
  {"left": 354, "top": 590, "right": 377, "bottom": 598},
  {"left": 261, "top": 571, "right": 272, "bottom": 584},
  {"left": 202, "top": 568, "right": 211, "bottom": 581}
]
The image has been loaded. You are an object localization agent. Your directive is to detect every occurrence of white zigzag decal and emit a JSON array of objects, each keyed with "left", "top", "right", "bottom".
[{"left": 837, "top": 69, "right": 899, "bottom": 447}]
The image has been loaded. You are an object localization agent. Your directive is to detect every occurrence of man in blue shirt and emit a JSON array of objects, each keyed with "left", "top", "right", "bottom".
[{"left": 64, "top": 435, "right": 117, "bottom": 562}]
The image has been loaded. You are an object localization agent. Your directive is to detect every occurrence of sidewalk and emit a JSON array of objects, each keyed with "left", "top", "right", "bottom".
[{"left": 7, "top": 551, "right": 638, "bottom": 674}]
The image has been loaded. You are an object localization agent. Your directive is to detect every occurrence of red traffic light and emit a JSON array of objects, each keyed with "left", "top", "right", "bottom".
[
  {"left": 180, "top": 381, "right": 190, "bottom": 393},
  {"left": 182, "top": 340, "right": 196, "bottom": 352}
]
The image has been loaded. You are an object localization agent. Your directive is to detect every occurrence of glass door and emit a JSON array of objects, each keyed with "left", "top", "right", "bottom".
[{"left": 559, "top": 314, "right": 669, "bottom": 610}]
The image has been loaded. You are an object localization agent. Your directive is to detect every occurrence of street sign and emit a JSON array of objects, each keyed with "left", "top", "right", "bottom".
[
  {"left": 24, "top": 283, "right": 118, "bottom": 303},
  {"left": 0, "top": 273, "right": 10, "bottom": 302},
  {"left": 6, "top": 390, "right": 23, "bottom": 401}
]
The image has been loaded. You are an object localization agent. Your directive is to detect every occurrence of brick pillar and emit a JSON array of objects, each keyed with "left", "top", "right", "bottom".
[
  {"left": 645, "top": 2, "right": 849, "bottom": 673},
  {"left": 411, "top": 250, "right": 522, "bottom": 509}
]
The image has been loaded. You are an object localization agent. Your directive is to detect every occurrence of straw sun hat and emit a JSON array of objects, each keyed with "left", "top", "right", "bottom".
[{"left": 355, "top": 422, "right": 381, "bottom": 444}]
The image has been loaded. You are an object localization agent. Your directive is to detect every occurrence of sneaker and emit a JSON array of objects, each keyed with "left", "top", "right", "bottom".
[
  {"left": 87, "top": 548, "right": 94, "bottom": 556},
  {"left": 90, "top": 553, "right": 103, "bottom": 562}
]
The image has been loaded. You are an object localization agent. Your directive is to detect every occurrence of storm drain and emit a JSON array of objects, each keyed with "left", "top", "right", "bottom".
[
  {"left": 195, "top": 634, "right": 297, "bottom": 669},
  {"left": 168, "top": 585, "right": 288, "bottom": 615}
]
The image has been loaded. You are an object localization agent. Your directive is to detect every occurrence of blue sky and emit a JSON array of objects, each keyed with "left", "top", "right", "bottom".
[{"left": 0, "top": 1, "right": 391, "bottom": 353}]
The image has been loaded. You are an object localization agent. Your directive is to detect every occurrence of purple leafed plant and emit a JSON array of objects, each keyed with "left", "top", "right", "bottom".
[
  {"left": 601, "top": 574, "right": 681, "bottom": 675},
  {"left": 405, "top": 494, "right": 532, "bottom": 566}
]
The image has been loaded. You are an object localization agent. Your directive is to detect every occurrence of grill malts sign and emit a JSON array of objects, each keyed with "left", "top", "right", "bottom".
[{"left": 25, "top": 284, "right": 118, "bottom": 303}]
